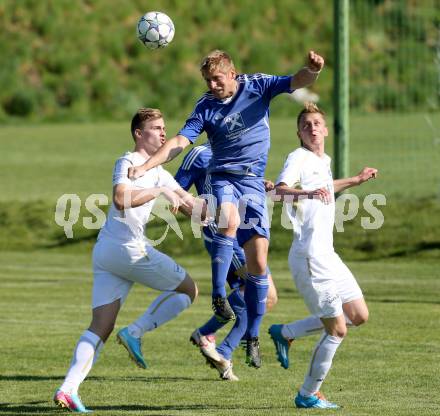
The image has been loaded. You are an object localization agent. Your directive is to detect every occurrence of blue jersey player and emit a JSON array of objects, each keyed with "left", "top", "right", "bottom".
[
  {"left": 129, "top": 49, "right": 325, "bottom": 367},
  {"left": 175, "top": 143, "right": 278, "bottom": 380}
]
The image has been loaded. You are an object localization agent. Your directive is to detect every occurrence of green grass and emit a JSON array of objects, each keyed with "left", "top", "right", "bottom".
[
  {"left": 1, "top": 113, "right": 439, "bottom": 202},
  {"left": 1, "top": 115, "right": 440, "bottom": 258},
  {"left": 0, "top": 250, "right": 439, "bottom": 415},
  {"left": 1, "top": 116, "right": 439, "bottom": 414}
]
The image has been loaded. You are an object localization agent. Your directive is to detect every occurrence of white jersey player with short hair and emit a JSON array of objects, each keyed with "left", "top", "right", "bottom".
[
  {"left": 277, "top": 147, "right": 335, "bottom": 258},
  {"left": 276, "top": 146, "right": 362, "bottom": 318},
  {"left": 268, "top": 103, "right": 378, "bottom": 410},
  {"left": 54, "top": 108, "right": 200, "bottom": 413},
  {"left": 93, "top": 150, "right": 188, "bottom": 309}
]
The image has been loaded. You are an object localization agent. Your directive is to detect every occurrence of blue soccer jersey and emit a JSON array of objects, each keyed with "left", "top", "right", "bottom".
[
  {"left": 174, "top": 143, "right": 246, "bottom": 289},
  {"left": 174, "top": 143, "right": 212, "bottom": 195},
  {"left": 178, "top": 73, "right": 293, "bottom": 177}
]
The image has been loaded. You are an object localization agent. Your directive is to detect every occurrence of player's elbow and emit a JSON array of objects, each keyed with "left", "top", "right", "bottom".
[
  {"left": 113, "top": 185, "right": 131, "bottom": 211},
  {"left": 113, "top": 193, "right": 127, "bottom": 211}
]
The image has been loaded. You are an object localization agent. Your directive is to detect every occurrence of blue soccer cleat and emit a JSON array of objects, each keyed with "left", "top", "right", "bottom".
[
  {"left": 53, "top": 389, "right": 92, "bottom": 413},
  {"left": 294, "top": 391, "right": 340, "bottom": 409},
  {"left": 268, "top": 324, "right": 292, "bottom": 369},
  {"left": 116, "top": 327, "right": 147, "bottom": 369}
]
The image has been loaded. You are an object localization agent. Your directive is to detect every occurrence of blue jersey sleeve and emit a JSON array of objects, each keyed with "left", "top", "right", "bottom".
[
  {"left": 178, "top": 105, "right": 205, "bottom": 144},
  {"left": 174, "top": 165, "right": 195, "bottom": 191},
  {"left": 263, "top": 74, "right": 293, "bottom": 99},
  {"left": 174, "top": 145, "right": 210, "bottom": 192}
]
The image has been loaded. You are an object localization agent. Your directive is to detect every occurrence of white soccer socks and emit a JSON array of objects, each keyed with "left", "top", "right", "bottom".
[
  {"left": 128, "top": 291, "right": 191, "bottom": 337},
  {"left": 60, "top": 330, "right": 103, "bottom": 394},
  {"left": 300, "top": 332, "right": 343, "bottom": 396},
  {"left": 282, "top": 314, "right": 355, "bottom": 340},
  {"left": 282, "top": 316, "right": 324, "bottom": 340}
]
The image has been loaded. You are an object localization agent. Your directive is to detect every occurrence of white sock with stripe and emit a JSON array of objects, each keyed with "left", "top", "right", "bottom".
[
  {"left": 282, "top": 314, "right": 354, "bottom": 340},
  {"left": 60, "top": 330, "right": 103, "bottom": 395},
  {"left": 128, "top": 291, "right": 191, "bottom": 338},
  {"left": 300, "top": 331, "right": 343, "bottom": 397},
  {"left": 282, "top": 316, "right": 323, "bottom": 339}
]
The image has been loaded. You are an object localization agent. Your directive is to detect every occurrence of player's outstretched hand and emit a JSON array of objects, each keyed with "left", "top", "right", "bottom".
[
  {"left": 264, "top": 179, "right": 275, "bottom": 192},
  {"left": 308, "top": 187, "right": 332, "bottom": 204},
  {"left": 307, "top": 50, "right": 325, "bottom": 73},
  {"left": 128, "top": 166, "right": 146, "bottom": 180},
  {"left": 161, "top": 188, "right": 181, "bottom": 214},
  {"left": 357, "top": 167, "right": 378, "bottom": 184}
]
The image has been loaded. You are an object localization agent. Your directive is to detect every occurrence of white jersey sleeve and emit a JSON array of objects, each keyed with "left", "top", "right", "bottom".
[
  {"left": 276, "top": 148, "right": 308, "bottom": 187},
  {"left": 158, "top": 167, "right": 181, "bottom": 191},
  {"left": 112, "top": 156, "right": 134, "bottom": 186}
]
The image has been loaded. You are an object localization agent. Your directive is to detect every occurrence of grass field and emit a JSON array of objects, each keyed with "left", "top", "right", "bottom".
[
  {"left": 1, "top": 114, "right": 440, "bottom": 257},
  {"left": 1, "top": 114, "right": 439, "bottom": 415},
  {"left": 1, "top": 113, "right": 439, "bottom": 202},
  {"left": 0, "top": 250, "right": 439, "bottom": 416}
]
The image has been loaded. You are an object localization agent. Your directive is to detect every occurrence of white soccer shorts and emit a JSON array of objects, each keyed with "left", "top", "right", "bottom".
[
  {"left": 91, "top": 239, "right": 187, "bottom": 308},
  {"left": 288, "top": 248, "right": 363, "bottom": 318}
]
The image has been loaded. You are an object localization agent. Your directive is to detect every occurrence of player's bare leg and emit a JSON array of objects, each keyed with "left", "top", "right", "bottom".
[
  {"left": 89, "top": 299, "right": 121, "bottom": 341},
  {"left": 343, "top": 297, "right": 369, "bottom": 326},
  {"left": 55, "top": 300, "right": 120, "bottom": 412},
  {"left": 118, "top": 273, "right": 196, "bottom": 369},
  {"left": 294, "top": 315, "right": 345, "bottom": 409}
]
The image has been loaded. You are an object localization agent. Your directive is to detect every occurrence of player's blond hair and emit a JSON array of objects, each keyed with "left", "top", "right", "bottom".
[
  {"left": 131, "top": 108, "right": 163, "bottom": 141},
  {"left": 296, "top": 102, "right": 326, "bottom": 128},
  {"left": 200, "top": 50, "right": 236, "bottom": 75}
]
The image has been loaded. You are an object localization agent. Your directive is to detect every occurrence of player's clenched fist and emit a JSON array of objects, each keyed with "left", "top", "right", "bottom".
[
  {"left": 307, "top": 50, "right": 324, "bottom": 73},
  {"left": 128, "top": 166, "right": 146, "bottom": 180}
]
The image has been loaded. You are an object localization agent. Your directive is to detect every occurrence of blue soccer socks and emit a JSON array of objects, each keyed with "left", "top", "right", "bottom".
[
  {"left": 211, "top": 234, "right": 235, "bottom": 298},
  {"left": 244, "top": 273, "right": 269, "bottom": 338}
]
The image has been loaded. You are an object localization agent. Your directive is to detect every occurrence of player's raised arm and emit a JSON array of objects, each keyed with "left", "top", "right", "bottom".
[
  {"left": 128, "top": 134, "right": 190, "bottom": 179},
  {"left": 291, "top": 50, "right": 324, "bottom": 90},
  {"left": 274, "top": 182, "right": 331, "bottom": 203},
  {"left": 333, "top": 167, "right": 378, "bottom": 193}
]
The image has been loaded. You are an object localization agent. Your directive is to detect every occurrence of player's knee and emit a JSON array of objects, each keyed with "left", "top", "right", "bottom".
[
  {"left": 333, "top": 327, "right": 347, "bottom": 338},
  {"left": 178, "top": 274, "right": 198, "bottom": 303},
  {"left": 217, "top": 209, "right": 240, "bottom": 235},
  {"left": 189, "top": 282, "right": 198, "bottom": 303},
  {"left": 352, "top": 310, "right": 369, "bottom": 326},
  {"left": 326, "top": 324, "right": 347, "bottom": 339},
  {"left": 88, "top": 322, "right": 114, "bottom": 342},
  {"left": 218, "top": 224, "right": 238, "bottom": 237},
  {"left": 246, "top": 258, "right": 267, "bottom": 276}
]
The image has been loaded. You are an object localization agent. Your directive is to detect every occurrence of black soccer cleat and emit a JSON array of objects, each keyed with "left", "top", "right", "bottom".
[
  {"left": 212, "top": 296, "right": 236, "bottom": 323},
  {"left": 246, "top": 337, "right": 262, "bottom": 368}
]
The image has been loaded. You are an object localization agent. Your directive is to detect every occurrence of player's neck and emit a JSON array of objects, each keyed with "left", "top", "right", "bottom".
[
  {"left": 222, "top": 80, "right": 238, "bottom": 102},
  {"left": 303, "top": 144, "right": 325, "bottom": 158},
  {"left": 133, "top": 146, "right": 152, "bottom": 160}
]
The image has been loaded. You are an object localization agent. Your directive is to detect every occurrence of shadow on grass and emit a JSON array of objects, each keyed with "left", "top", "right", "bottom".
[
  {"left": 45, "top": 232, "right": 98, "bottom": 249},
  {"left": 0, "top": 401, "right": 58, "bottom": 414},
  {"left": 0, "top": 401, "right": 275, "bottom": 414},
  {"left": 387, "top": 241, "right": 440, "bottom": 258},
  {"left": 369, "top": 297, "right": 440, "bottom": 305},
  {"left": 0, "top": 374, "right": 214, "bottom": 383}
]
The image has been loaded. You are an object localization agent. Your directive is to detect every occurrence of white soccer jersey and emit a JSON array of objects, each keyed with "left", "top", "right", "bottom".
[
  {"left": 98, "top": 151, "right": 180, "bottom": 242},
  {"left": 276, "top": 147, "right": 335, "bottom": 257}
]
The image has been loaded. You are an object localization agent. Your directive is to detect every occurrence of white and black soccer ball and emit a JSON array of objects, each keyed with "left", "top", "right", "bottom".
[{"left": 137, "top": 11, "right": 175, "bottom": 49}]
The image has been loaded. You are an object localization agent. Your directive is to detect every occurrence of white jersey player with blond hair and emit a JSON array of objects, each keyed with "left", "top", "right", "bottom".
[
  {"left": 53, "top": 108, "right": 203, "bottom": 413},
  {"left": 268, "top": 103, "right": 378, "bottom": 409}
]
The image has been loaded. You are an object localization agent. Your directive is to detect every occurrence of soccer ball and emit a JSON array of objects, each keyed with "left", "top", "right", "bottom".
[{"left": 137, "top": 11, "right": 175, "bottom": 49}]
